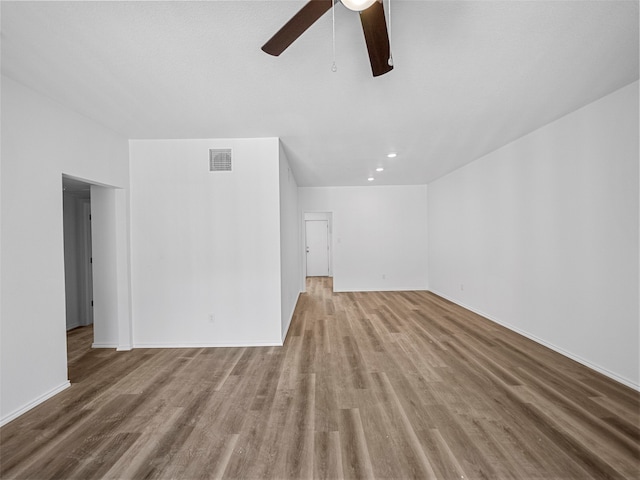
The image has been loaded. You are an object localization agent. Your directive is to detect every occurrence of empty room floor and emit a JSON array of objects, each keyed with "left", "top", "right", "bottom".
[{"left": 1, "top": 277, "right": 638, "bottom": 479}]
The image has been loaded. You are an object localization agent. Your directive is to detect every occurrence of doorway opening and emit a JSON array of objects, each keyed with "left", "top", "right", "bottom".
[
  {"left": 62, "top": 176, "right": 94, "bottom": 380},
  {"left": 62, "top": 175, "right": 132, "bottom": 381},
  {"left": 304, "top": 212, "right": 333, "bottom": 291},
  {"left": 62, "top": 177, "right": 94, "bottom": 331}
]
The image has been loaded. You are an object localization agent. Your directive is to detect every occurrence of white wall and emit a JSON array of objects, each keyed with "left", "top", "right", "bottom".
[
  {"left": 299, "top": 186, "right": 429, "bottom": 292},
  {"left": 428, "top": 81, "right": 639, "bottom": 388},
  {"left": 129, "top": 138, "right": 284, "bottom": 347},
  {"left": 1, "top": 77, "right": 130, "bottom": 425},
  {"left": 279, "top": 143, "right": 302, "bottom": 341},
  {"left": 91, "top": 186, "right": 127, "bottom": 348}
]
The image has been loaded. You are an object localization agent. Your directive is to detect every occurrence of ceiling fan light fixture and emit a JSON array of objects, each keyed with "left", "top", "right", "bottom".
[
  {"left": 341, "top": 0, "right": 377, "bottom": 12},
  {"left": 262, "top": 0, "right": 393, "bottom": 77}
]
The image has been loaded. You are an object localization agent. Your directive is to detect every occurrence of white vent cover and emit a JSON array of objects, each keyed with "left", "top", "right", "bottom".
[{"left": 209, "top": 149, "right": 232, "bottom": 172}]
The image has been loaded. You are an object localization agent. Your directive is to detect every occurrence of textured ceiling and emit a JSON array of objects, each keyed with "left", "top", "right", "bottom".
[{"left": 2, "top": 1, "right": 638, "bottom": 186}]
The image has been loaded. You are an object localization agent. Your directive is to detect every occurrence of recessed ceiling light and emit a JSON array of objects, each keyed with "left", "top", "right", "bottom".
[
  {"left": 387, "top": 153, "right": 397, "bottom": 158},
  {"left": 367, "top": 177, "right": 374, "bottom": 182},
  {"left": 376, "top": 167, "right": 384, "bottom": 172}
]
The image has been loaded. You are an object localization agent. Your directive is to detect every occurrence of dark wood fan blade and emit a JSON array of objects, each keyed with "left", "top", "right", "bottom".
[
  {"left": 359, "top": 0, "right": 393, "bottom": 77},
  {"left": 262, "top": 0, "right": 334, "bottom": 56}
]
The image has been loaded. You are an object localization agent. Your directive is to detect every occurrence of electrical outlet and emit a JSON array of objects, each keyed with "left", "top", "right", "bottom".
[
  {"left": 382, "top": 274, "right": 386, "bottom": 280},
  {"left": 208, "top": 314, "right": 215, "bottom": 324}
]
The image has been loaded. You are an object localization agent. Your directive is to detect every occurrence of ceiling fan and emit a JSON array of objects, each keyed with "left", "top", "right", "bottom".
[{"left": 262, "top": 0, "right": 393, "bottom": 77}]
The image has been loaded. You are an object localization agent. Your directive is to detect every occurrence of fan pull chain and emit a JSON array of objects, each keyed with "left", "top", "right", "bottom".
[
  {"left": 387, "top": 0, "right": 393, "bottom": 66},
  {"left": 331, "top": 0, "right": 337, "bottom": 72}
]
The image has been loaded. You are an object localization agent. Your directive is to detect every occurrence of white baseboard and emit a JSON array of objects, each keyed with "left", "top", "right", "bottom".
[
  {"left": 0, "top": 381, "right": 71, "bottom": 427},
  {"left": 334, "top": 286, "right": 429, "bottom": 293},
  {"left": 429, "top": 289, "right": 640, "bottom": 392},
  {"left": 92, "top": 343, "right": 117, "bottom": 349},
  {"left": 132, "top": 341, "right": 283, "bottom": 349}
]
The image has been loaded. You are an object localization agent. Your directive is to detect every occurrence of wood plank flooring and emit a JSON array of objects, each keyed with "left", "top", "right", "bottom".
[{"left": 1, "top": 277, "right": 638, "bottom": 479}]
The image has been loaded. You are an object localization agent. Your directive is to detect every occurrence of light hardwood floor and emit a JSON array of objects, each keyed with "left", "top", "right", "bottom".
[{"left": 1, "top": 277, "right": 638, "bottom": 479}]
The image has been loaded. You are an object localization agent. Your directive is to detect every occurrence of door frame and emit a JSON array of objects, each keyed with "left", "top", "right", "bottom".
[{"left": 61, "top": 174, "right": 132, "bottom": 352}]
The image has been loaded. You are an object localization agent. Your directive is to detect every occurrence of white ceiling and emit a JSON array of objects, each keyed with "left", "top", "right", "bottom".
[{"left": 2, "top": 1, "right": 638, "bottom": 186}]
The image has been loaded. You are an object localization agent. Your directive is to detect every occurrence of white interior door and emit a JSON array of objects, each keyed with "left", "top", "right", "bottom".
[
  {"left": 305, "top": 220, "right": 329, "bottom": 277},
  {"left": 81, "top": 201, "right": 94, "bottom": 326}
]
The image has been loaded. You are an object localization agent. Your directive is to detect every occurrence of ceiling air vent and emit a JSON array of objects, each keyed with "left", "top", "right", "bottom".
[{"left": 209, "top": 149, "right": 232, "bottom": 172}]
